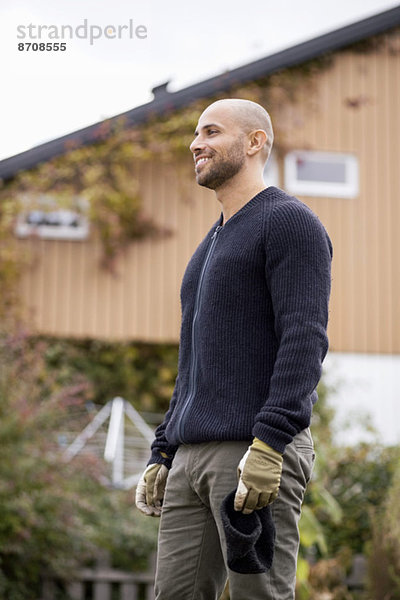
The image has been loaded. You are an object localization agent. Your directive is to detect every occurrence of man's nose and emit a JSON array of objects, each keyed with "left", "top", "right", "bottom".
[{"left": 190, "top": 136, "right": 204, "bottom": 154}]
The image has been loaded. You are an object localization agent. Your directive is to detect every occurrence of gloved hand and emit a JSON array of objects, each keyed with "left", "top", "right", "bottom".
[
  {"left": 135, "top": 463, "right": 169, "bottom": 517},
  {"left": 234, "top": 438, "right": 283, "bottom": 514}
]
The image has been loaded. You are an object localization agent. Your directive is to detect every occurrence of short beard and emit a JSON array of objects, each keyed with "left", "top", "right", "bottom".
[{"left": 196, "top": 139, "right": 246, "bottom": 190}]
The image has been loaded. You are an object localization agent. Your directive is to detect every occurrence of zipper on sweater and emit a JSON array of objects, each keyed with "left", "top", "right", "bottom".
[{"left": 176, "top": 225, "right": 223, "bottom": 443}]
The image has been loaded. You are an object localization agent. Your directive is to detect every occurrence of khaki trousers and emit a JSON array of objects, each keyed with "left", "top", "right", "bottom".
[{"left": 155, "top": 429, "right": 315, "bottom": 600}]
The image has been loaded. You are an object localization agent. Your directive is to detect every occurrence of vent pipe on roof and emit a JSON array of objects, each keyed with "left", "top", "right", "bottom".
[{"left": 151, "top": 81, "right": 171, "bottom": 99}]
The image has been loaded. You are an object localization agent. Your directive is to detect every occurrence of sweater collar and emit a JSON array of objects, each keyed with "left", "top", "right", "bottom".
[{"left": 219, "top": 186, "right": 276, "bottom": 227}]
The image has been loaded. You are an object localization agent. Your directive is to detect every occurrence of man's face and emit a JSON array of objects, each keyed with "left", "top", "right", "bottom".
[{"left": 189, "top": 105, "right": 247, "bottom": 190}]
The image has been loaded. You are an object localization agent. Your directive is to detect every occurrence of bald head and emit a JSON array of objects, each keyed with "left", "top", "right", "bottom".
[{"left": 201, "top": 99, "right": 274, "bottom": 164}]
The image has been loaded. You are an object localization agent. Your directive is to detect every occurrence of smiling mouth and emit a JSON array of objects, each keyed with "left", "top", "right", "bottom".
[{"left": 195, "top": 157, "right": 211, "bottom": 171}]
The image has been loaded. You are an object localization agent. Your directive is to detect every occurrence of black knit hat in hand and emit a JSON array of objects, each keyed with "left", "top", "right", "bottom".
[{"left": 220, "top": 489, "right": 276, "bottom": 574}]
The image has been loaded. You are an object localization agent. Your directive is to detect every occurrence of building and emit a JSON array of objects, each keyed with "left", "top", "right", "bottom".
[{"left": 1, "top": 6, "right": 400, "bottom": 443}]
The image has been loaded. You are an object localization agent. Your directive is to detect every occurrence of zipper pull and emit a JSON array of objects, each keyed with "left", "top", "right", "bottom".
[{"left": 212, "top": 225, "right": 222, "bottom": 239}]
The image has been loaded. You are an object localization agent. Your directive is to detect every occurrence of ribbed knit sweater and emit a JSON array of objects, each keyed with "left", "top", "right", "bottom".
[{"left": 149, "top": 186, "right": 332, "bottom": 468}]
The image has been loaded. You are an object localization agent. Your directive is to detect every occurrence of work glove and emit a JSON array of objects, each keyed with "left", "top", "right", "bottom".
[
  {"left": 234, "top": 438, "right": 283, "bottom": 515},
  {"left": 135, "top": 463, "right": 169, "bottom": 517}
]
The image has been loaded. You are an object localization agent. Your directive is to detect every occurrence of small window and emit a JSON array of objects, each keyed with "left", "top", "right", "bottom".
[
  {"left": 284, "top": 150, "right": 359, "bottom": 198},
  {"left": 263, "top": 151, "right": 279, "bottom": 188},
  {"left": 15, "top": 196, "right": 89, "bottom": 241}
]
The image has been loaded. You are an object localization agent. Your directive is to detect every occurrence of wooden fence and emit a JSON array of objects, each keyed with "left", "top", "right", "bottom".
[
  {"left": 41, "top": 555, "right": 156, "bottom": 600},
  {"left": 40, "top": 552, "right": 367, "bottom": 599}
]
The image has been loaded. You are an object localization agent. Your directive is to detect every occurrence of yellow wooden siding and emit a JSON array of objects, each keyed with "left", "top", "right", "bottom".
[
  {"left": 19, "top": 162, "right": 220, "bottom": 342},
  {"left": 290, "top": 40, "right": 400, "bottom": 354},
  {"left": 18, "top": 33, "right": 400, "bottom": 352}
]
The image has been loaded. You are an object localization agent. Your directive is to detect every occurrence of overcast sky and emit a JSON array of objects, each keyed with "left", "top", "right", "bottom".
[{"left": 1, "top": 0, "right": 399, "bottom": 161}]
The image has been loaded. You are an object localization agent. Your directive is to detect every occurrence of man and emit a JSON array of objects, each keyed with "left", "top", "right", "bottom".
[{"left": 136, "top": 98, "right": 332, "bottom": 600}]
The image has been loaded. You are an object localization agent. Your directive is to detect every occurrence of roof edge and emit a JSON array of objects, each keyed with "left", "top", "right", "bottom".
[{"left": 1, "top": 5, "right": 400, "bottom": 181}]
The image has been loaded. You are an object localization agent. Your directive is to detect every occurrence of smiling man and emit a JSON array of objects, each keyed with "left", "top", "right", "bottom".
[{"left": 136, "top": 98, "right": 333, "bottom": 600}]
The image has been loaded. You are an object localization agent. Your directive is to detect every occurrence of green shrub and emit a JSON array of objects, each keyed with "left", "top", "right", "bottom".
[
  {"left": 39, "top": 336, "right": 178, "bottom": 414},
  {"left": 0, "top": 327, "right": 158, "bottom": 599},
  {"left": 367, "top": 456, "right": 400, "bottom": 599}
]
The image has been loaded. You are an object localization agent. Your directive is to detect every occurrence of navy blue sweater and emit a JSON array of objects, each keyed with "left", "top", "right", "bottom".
[{"left": 150, "top": 186, "right": 332, "bottom": 467}]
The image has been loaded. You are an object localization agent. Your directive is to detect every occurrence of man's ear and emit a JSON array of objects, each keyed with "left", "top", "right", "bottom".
[{"left": 247, "top": 129, "right": 268, "bottom": 156}]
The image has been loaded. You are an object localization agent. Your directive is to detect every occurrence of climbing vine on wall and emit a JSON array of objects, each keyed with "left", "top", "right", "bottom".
[
  {"left": 3, "top": 28, "right": 399, "bottom": 281},
  {"left": 0, "top": 50, "right": 336, "bottom": 287}
]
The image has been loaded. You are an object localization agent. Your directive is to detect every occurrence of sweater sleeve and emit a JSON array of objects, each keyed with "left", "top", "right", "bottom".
[
  {"left": 252, "top": 197, "right": 333, "bottom": 452},
  {"left": 147, "top": 377, "right": 180, "bottom": 469}
]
